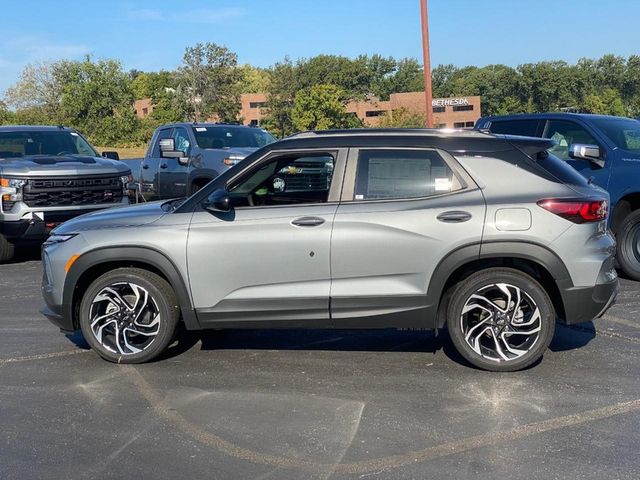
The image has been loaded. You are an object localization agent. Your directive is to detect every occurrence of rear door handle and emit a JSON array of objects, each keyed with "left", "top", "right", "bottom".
[
  {"left": 291, "top": 216, "right": 325, "bottom": 227},
  {"left": 160, "top": 164, "right": 168, "bottom": 169},
  {"left": 437, "top": 211, "right": 472, "bottom": 223},
  {"left": 142, "top": 164, "right": 149, "bottom": 170}
]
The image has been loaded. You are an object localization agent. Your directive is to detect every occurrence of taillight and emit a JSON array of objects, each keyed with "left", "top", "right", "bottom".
[{"left": 537, "top": 198, "right": 608, "bottom": 223}]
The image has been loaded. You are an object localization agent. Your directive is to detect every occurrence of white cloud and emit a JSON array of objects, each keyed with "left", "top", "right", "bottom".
[{"left": 127, "top": 6, "right": 244, "bottom": 24}]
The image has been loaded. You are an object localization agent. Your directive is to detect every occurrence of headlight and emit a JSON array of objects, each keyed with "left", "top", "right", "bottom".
[
  {"left": 0, "top": 177, "right": 27, "bottom": 211},
  {"left": 43, "top": 234, "right": 77, "bottom": 246},
  {"left": 120, "top": 174, "right": 133, "bottom": 190}
]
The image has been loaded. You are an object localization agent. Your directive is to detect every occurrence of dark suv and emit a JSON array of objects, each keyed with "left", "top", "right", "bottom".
[{"left": 42, "top": 129, "right": 617, "bottom": 371}]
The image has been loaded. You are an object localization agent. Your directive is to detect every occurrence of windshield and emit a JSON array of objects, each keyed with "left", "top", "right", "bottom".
[
  {"left": 0, "top": 130, "right": 98, "bottom": 158},
  {"left": 592, "top": 117, "right": 640, "bottom": 152},
  {"left": 192, "top": 126, "right": 276, "bottom": 149}
]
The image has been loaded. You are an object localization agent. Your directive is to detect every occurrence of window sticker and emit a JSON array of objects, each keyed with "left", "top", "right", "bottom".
[
  {"left": 434, "top": 178, "right": 451, "bottom": 191},
  {"left": 195, "top": 127, "right": 207, "bottom": 132},
  {"left": 70, "top": 132, "right": 79, "bottom": 136}
]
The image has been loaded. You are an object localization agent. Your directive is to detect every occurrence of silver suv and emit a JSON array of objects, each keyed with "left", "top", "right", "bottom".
[{"left": 41, "top": 129, "right": 618, "bottom": 371}]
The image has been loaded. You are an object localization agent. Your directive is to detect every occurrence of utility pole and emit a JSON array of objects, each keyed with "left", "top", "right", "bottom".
[{"left": 420, "top": 0, "right": 433, "bottom": 128}]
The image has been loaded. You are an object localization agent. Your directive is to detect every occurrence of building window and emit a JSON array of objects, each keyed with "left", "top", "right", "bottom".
[
  {"left": 433, "top": 106, "right": 445, "bottom": 113},
  {"left": 453, "top": 122, "right": 466, "bottom": 128},
  {"left": 142, "top": 108, "right": 148, "bottom": 116},
  {"left": 365, "top": 110, "right": 385, "bottom": 117},
  {"left": 465, "top": 121, "right": 475, "bottom": 127},
  {"left": 435, "top": 123, "right": 447, "bottom": 129},
  {"left": 249, "top": 102, "right": 266, "bottom": 109},
  {"left": 249, "top": 120, "right": 259, "bottom": 126},
  {"left": 453, "top": 105, "right": 474, "bottom": 112}
]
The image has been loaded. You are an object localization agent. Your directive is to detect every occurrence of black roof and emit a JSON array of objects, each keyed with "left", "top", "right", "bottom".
[{"left": 274, "top": 128, "right": 553, "bottom": 154}]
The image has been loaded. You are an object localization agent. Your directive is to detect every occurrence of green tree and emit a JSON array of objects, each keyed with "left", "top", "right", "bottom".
[
  {"left": 378, "top": 107, "right": 425, "bottom": 128},
  {"left": 177, "top": 42, "right": 242, "bottom": 122},
  {"left": 4, "top": 61, "right": 63, "bottom": 121},
  {"left": 262, "top": 58, "right": 299, "bottom": 137},
  {"left": 291, "top": 84, "right": 361, "bottom": 131},
  {"left": 54, "top": 57, "right": 139, "bottom": 145},
  {"left": 583, "top": 88, "right": 626, "bottom": 116},
  {"left": 238, "top": 64, "right": 271, "bottom": 93}
]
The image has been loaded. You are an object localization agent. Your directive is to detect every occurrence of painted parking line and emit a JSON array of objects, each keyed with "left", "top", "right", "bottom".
[
  {"left": 0, "top": 349, "right": 88, "bottom": 366},
  {"left": 123, "top": 366, "right": 640, "bottom": 475}
]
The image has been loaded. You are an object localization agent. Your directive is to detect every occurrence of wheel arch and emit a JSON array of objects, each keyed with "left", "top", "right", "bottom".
[
  {"left": 610, "top": 192, "right": 640, "bottom": 234},
  {"left": 63, "top": 246, "right": 198, "bottom": 331},
  {"left": 429, "top": 242, "right": 572, "bottom": 328}
]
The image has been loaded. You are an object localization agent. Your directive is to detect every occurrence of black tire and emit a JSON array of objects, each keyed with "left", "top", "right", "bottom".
[
  {"left": 616, "top": 209, "right": 640, "bottom": 281},
  {"left": 79, "top": 268, "right": 180, "bottom": 363},
  {"left": 446, "top": 268, "right": 555, "bottom": 372},
  {"left": 0, "top": 234, "right": 16, "bottom": 263}
]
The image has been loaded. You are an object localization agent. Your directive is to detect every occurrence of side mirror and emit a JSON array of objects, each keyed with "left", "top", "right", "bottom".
[
  {"left": 203, "top": 188, "right": 232, "bottom": 213},
  {"left": 569, "top": 144, "right": 605, "bottom": 168},
  {"left": 159, "top": 138, "right": 189, "bottom": 165},
  {"left": 102, "top": 151, "right": 120, "bottom": 160}
]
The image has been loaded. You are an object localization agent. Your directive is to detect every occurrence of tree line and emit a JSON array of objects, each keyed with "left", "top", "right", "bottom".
[{"left": 1, "top": 42, "right": 639, "bottom": 146}]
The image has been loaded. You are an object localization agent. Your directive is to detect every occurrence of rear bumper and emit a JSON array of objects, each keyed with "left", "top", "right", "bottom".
[{"left": 560, "top": 278, "right": 618, "bottom": 325}]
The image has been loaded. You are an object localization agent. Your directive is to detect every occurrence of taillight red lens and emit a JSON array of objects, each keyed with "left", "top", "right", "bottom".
[{"left": 537, "top": 199, "right": 608, "bottom": 223}]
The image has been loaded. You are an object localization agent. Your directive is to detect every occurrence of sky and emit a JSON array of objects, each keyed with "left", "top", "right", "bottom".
[{"left": 1, "top": 0, "right": 639, "bottom": 94}]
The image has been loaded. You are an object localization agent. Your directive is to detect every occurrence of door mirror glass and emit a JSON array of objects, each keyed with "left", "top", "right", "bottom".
[
  {"left": 569, "top": 143, "right": 605, "bottom": 168},
  {"left": 203, "top": 188, "right": 232, "bottom": 213}
]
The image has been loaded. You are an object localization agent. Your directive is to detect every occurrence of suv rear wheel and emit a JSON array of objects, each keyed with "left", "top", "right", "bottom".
[
  {"left": 79, "top": 268, "right": 179, "bottom": 363},
  {"left": 615, "top": 209, "right": 640, "bottom": 281},
  {"left": 446, "top": 268, "right": 555, "bottom": 372},
  {"left": 0, "top": 234, "right": 16, "bottom": 263}
]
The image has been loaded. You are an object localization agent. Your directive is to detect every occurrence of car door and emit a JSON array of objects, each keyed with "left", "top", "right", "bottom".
[
  {"left": 541, "top": 119, "right": 612, "bottom": 189},
  {"left": 140, "top": 128, "right": 172, "bottom": 201},
  {"left": 186, "top": 148, "right": 346, "bottom": 326},
  {"left": 330, "top": 147, "right": 485, "bottom": 327},
  {"left": 158, "top": 126, "right": 192, "bottom": 199}
]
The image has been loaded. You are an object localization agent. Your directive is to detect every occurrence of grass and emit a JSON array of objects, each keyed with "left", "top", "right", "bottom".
[{"left": 95, "top": 146, "right": 146, "bottom": 159}]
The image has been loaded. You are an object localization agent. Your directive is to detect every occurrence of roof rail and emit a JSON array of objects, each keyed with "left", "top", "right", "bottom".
[{"left": 286, "top": 131, "right": 318, "bottom": 139}]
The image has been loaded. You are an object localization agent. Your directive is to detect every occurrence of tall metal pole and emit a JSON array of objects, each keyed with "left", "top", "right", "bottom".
[{"left": 420, "top": 0, "right": 433, "bottom": 128}]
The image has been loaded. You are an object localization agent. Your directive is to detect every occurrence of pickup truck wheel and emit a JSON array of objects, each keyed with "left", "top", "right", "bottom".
[
  {"left": 0, "top": 234, "right": 16, "bottom": 263},
  {"left": 616, "top": 209, "right": 640, "bottom": 281},
  {"left": 446, "top": 268, "right": 555, "bottom": 372},
  {"left": 79, "top": 268, "right": 179, "bottom": 364}
]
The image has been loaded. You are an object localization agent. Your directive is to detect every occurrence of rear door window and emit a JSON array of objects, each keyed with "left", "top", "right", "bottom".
[{"left": 354, "top": 149, "right": 463, "bottom": 201}]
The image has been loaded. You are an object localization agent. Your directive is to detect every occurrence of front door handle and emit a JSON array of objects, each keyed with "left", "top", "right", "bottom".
[
  {"left": 142, "top": 164, "right": 149, "bottom": 170},
  {"left": 437, "top": 211, "right": 472, "bottom": 223},
  {"left": 160, "top": 164, "right": 168, "bottom": 169},
  {"left": 291, "top": 216, "right": 325, "bottom": 227}
]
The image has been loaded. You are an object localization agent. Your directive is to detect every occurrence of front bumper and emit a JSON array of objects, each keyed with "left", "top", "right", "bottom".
[
  {"left": 560, "top": 278, "right": 618, "bottom": 325},
  {"left": 40, "top": 304, "right": 75, "bottom": 333},
  {"left": 0, "top": 210, "right": 101, "bottom": 242}
]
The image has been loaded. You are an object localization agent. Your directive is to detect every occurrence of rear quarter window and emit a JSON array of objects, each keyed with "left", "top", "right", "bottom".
[
  {"left": 489, "top": 120, "right": 540, "bottom": 137},
  {"left": 534, "top": 152, "right": 590, "bottom": 186}
]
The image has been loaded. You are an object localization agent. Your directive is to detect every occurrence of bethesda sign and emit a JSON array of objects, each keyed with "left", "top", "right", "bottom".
[{"left": 432, "top": 98, "right": 470, "bottom": 107}]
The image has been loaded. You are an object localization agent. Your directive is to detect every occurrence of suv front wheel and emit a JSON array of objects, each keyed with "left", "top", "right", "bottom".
[
  {"left": 79, "top": 268, "right": 179, "bottom": 363},
  {"left": 446, "top": 268, "right": 555, "bottom": 372}
]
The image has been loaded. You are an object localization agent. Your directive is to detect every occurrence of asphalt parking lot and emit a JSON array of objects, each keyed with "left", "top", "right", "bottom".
[{"left": 2, "top": 249, "right": 640, "bottom": 480}]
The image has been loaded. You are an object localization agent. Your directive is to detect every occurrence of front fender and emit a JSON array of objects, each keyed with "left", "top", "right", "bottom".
[{"left": 63, "top": 246, "right": 199, "bottom": 330}]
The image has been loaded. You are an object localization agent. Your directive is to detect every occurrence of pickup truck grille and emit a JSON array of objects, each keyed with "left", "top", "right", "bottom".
[{"left": 23, "top": 175, "right": 123, "bottom": 208}]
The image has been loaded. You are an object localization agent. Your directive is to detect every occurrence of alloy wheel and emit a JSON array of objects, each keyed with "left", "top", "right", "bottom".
[
  {"left": 88, "top": 282, "right": 161, "bottom": 355},
  {"left": 460, "top": 283, "right": 541, "bottom": 363}
]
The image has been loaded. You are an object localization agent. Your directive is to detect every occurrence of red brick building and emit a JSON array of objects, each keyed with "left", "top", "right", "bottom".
[
  {"left": 137, "top": 93, "right": 482, "bottom": 129},
  {"left": 240, "top": 92, "right": 481, "bottom": 128}
]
